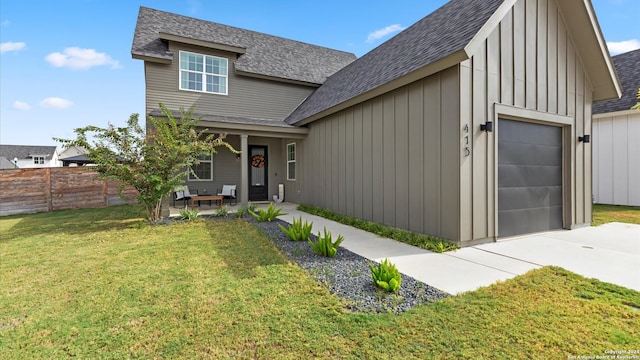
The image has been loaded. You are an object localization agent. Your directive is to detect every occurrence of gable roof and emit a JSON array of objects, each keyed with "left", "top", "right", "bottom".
[
  {"left": 286, "top": 0, "right": 622, "bottom": 125},
  {"left": 593, "top": 49, "right": 640, "bottom": 114},
  {"left": 0, "top": 145, "right": 58, "bottom": 161},
  {"left": 131, "top": 7, "right": 356, "bottom": 86},
  {"left": 285, "top": 0, "right": 507, "bottom": 125}
]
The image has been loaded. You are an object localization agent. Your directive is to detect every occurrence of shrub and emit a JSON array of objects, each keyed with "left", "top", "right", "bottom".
[
  {"left": 234, "top": 205, "right": 247, "bottom": 219},
  {"left": 179, "top": 206, "right": 199, "bottom": 221},
  {"left": 215, "top": 206, "right": 229, "bottom": 217},
  {"left": 249, "top": 203, "right": 286, "bottom": 222},
  {"left": 297, "top": 204, "right": 459, "bottom": 253},
  {"left": 278, "top": 217, "right": 313, "bottom": 241},
  {"left": 370, "top": 258, "right": 402, "bottom": 293},
  {"left": 308, "top": 227, "right": 344, "bottom": 258}
]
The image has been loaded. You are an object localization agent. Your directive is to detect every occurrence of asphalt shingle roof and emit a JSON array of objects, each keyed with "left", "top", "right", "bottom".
[
  {"left": 285, "top": 0, "right": 505, "bottom": 124},
  {"left": 131, "top": 7, "right": 356, "bottom": 85},
  {"left": 0, "top": 145, "right": 57, "bottom": 161},
  {"left": 593, "top": 49, "right": 640, "bottom": 114}
]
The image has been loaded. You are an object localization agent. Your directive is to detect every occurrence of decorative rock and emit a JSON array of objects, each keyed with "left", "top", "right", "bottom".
[{"left": 250, "top": 218, "right": 450, "bottom": 313}]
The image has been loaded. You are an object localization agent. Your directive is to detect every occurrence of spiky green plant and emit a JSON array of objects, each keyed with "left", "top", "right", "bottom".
[
  {"left": 179, "top": 206, "right": 199, "bottom": 221},
  {"left": 370, "top": 258, "right": 402, "bottom": 293},
  {"left": 215, "top": 206, "right": 229, "bottom": 217},
  {"left": 308, "top": 227, "right": 344, "bottom": 258},
  {"left": 278, "top": 217, "right": 313, "bottom": 241},
  {"left": 249, "top": 203, "right": 285, "bottom": 222}
]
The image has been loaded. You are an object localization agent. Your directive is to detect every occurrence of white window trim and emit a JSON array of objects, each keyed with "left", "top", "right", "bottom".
[
  {"left": 33, "top": 156, "right": 45, "bottom": 165},
  {"left": 188, "top": 153, "right": 213, "bottom": 181},
  {"left": 286, "top": 142, "right": 296, "bottom": 181},
  {"left": 178, "top": 50, "right": 228, "bottom": 96}
]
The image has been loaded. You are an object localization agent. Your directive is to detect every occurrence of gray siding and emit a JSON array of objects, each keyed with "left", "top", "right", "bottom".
[
  {"left": 301, "top": 67, "right": 461, "bottom": 241},
  {"left": 459, "top": 0, "right": 594, "bottom": 242},
  {"left": 145, "top": 42, "right": 315, "bottom": 120}
]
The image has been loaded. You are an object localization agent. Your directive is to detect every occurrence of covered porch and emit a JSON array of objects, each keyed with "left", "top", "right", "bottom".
[{"left": 159, "top": 110, "right": 308, "bottom": 212}]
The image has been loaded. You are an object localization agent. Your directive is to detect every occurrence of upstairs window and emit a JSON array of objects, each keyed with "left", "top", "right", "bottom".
[
  {"left": 287, "top": 143, "right": 296, "bottom": 181},
  {"left": 179, "top": 51, "right": 228, "bottom": 95},
  {"left": 189, "top": 152, "right": 213, "bottom": 181},
  {"left": 33, "top": 156, "right": 45, "bottom": 165}
]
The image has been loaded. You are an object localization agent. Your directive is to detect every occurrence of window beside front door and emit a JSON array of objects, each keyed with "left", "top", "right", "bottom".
[
  {"left": 287, "top": 142, "right": 296, "bottom": 181},
  {"left": 179, "top": 51, "right": 228, "bottom": 95},
  {"left": 189, "top": 152, "right": 213, "bottom": 181}
]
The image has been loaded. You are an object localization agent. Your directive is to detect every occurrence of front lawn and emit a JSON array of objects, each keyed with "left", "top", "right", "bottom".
[
  {"left": 1, "top": 206, "right": 639, "bottom": 358},
  {"left": 592, "top": 204, "right": 640, "bottom": 226}
]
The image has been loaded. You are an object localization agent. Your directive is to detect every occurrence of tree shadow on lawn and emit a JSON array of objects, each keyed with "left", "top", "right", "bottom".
[
  {"left": 203, "top": 219, "right": 288, "bottom": 279},
  {"left": 0, "top": 205, "right": 147, "bottom": 241}
]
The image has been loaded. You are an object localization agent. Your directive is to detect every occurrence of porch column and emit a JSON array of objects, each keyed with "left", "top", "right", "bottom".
[{"left": 240, "top": 134, "right": 249, "bottom": 206}]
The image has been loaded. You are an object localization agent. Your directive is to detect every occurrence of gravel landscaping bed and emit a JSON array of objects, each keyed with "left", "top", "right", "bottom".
[{"left": 247, "top": 217, "right": 450, "bottom": 313}]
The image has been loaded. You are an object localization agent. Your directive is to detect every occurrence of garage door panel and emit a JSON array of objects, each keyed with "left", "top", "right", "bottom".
[
  {"left": 498, "top": 186, "right": 563, "bottom": 210},
  {"left": 499, "top": 119, "right": 562, "bottom": 145},
  {"left": 499, "top": 142, "right": 562, "bottom": 166},
  {"left": 498, "top": 206, "right": 563, "bottom": 237},
  {"left": 498, "top": 165, "right": 562, "bottom": 188},
  {"left": 498, "top": 119, "right": 563, "bottom": 237}
]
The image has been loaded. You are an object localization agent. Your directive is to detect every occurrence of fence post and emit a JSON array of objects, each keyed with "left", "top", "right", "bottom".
[{"left": 46, "top": 168, "right": 53, "bottom": 212}]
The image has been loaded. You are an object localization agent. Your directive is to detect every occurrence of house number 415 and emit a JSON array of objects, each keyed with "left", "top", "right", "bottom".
[{"left": 463, "top": 123, "right": 470, "bottom": 157}]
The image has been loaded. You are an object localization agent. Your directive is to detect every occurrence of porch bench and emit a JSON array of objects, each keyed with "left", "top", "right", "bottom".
[{"left": 190, "top": 195, "right": 223, "bottom": 208}]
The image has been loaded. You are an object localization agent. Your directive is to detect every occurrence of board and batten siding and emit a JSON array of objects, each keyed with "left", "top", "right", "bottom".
[
  {"left": 145, "top": 42, "right": 315, "bottom": 120},
  {"left": 459, "top": 0, "right": 594, "bottom": 242},
  {"left": 301, "top": 67, "right": 461, "bottom": 241},
  {"left": 592, "top": 113, "right": 640, "bottom": 206}
]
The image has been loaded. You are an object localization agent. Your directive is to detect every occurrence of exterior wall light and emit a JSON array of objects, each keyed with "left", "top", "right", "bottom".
[
  {"left": 578, "top": 135, "right": 590, "bottom": 143},
  {"left": 480, "top": 121, "right": 493, "bottom": 132}
]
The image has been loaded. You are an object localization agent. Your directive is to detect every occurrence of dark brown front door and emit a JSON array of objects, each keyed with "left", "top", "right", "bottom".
[{"left": 249, "top": 145, "right": 268, "bottom": 201}]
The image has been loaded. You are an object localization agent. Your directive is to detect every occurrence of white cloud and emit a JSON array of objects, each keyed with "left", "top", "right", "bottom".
[
  {"left": 607, "top": 39, "right": 640, "bottom": 55},
  {"left": 45, "top": 47, "right": 121, "bottom": 70},
  {"left": 366, "top": 24, "right": 406, "bottom": 43},
  {"left": 13, "top": 101, "right": 30, "bottom": 110},
  {"left": 40, "top": 97, "right": 73, "bottom": 109},
  {"left": 0, "top": 41, "right": 26, "bottom": 53}
]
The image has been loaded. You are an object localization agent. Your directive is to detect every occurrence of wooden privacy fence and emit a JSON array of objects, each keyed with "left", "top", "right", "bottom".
[{"left": 0, "top": 167, "right": 138, "bottom": 216}]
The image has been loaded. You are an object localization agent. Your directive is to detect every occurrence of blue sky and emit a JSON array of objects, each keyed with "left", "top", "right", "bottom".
[{"left": 1, "top": 0, "right": 638, "bottom": 147}]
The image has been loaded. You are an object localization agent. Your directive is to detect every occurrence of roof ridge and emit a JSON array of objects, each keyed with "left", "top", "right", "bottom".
[{"left": 139, "top": 7, "right": 355, "bottom": 56}]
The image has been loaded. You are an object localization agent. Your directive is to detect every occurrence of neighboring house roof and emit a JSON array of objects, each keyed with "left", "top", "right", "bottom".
[
  {"left": 131, "top": 7, "right": 356, "bottom": 85},
  {"left": 0, "top": 145, "right": 58, "bottom": 161},
  {"left": 286, "top": 0, "right": 621, "bottom": 125},
  {"left": 0, "top": 157, "right": 16, "bottom": 169},
  {"left": 593, "top": 49, "right": 640, "bottom": 114}
]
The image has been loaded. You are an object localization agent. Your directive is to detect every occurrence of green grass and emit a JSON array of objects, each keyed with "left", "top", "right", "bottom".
[
  {"left": 592, "top": 204, "right": 640, "bottom": 226},
  {"left": 297, "top": 204, "right": 459, "bottom": 253},
  {"left": 2, "top": 206, "right": 639, "bottom": 358}
]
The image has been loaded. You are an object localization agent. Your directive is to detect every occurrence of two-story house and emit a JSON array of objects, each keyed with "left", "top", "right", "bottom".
[
  {"left": 132, "top": 0, "right": 621, "bottom": 246},
  {"left": 132, "top": 6, "right": 356, "bottom": 204}
]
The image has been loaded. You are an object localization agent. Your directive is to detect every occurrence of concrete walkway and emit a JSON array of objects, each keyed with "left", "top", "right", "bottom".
[
  {"left": 278, "top": 208, "right": 640, "bottom": 295},
  {"left": 175, "top": 202, "right": 639, "bottom": 294}
]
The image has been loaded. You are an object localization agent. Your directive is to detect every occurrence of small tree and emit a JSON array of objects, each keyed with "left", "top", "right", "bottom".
[{"left": 56, "top": 104, "right": 236, "bottom": 222}]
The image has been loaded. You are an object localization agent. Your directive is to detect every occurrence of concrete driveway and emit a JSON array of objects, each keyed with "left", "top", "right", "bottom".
[
  {"left": 280, "top": 209, "right": 639, "bottom": 295},
  {"left": 384, "top": 222, "right": 640, "bottom": 295}
]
